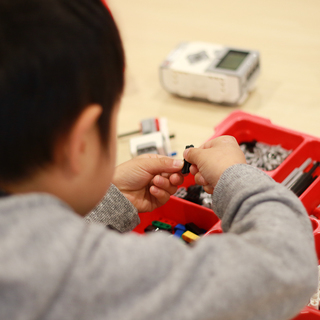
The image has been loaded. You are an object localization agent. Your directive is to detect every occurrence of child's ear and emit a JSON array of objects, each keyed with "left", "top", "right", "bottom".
[{"left": 58, "top": 104, "right": 103, "bottom": 174}]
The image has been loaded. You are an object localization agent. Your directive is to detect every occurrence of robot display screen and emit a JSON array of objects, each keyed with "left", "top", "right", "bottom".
[{"left": 216, "top": 50, "right": 249, "bottom": 71}]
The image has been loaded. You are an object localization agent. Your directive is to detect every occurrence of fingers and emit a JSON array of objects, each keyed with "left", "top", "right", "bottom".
[
  {"left": 183, "top": 136, "right": 240, "bottom": 162},
  {"left": 203, "top": 185, "right": 214, "bottom": 194},
  {"left": 149, "top": 186, "right": 171, "bottom": 206},
  {"left": 169, "top": 173, "right": 184, "bottom": 186},
  {"left": 183, "top": 146, "right": 203, "bottom": 166},
  {"left": 137, "top": 153, "right": 166, "bottom": 160},
  {"left": 149, "top": 171, "right": 184, "bottom": 210},
  {"left": 189, "top": 164, "right": 199, "bottom": 176},
  {"left": 198, "top": 136, "right": 238, "bottom": 150},
  {"left": 153, "top": 175, "right": 178, "bottom": 195},
  {"left": 160, "top": 172, "right": 170, "bottom": 179},
  {"left": 194, "top": 172, "right": 208, "bottom": 186},
  {"left": 138, "top": 156, "right": 184, "bottom": 175},
  {"left": 182, "top": 136, "right": 246, "bottom": 189}
]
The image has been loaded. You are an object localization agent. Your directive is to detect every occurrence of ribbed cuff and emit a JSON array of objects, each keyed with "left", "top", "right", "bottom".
[{"left": 85, "top": 184, "right": 140, "bottom": 233}]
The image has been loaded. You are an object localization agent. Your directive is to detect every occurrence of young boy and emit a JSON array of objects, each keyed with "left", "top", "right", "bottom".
[{"left": 0, "top": 1, "right": 317, "bottom": 319}]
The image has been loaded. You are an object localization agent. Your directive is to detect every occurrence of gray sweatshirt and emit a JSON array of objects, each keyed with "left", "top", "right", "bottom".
[{"left": 0, "top": 164, "right": 317, "bottom": 320}]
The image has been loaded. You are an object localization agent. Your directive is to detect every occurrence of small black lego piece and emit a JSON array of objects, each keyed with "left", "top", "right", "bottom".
[
  {"left": 144, "top": 225, "right": 157, "bottom": 232},
  {"left": 181, "top": 145, "right": 194, "bottom": 174},
  {"left": 240, "top": 140, "right": 257, "bottom": 153},
  {"left": 290, "top": 161, "right": 320, "bottom": 197},
  {"left": 185, "top": 222, "right": 204, "bottom": 236},
  {"left": 184, "top": 184, "right": 202, "bottom": 205}
]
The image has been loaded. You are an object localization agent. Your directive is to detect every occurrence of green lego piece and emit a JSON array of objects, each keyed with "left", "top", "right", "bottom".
[{"left": 152, "top": 220, "right": 172, "bottom": 231}]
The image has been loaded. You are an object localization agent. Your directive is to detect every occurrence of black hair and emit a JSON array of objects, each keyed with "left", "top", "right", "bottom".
[{"left": 0, "top": 0, "right": 125, "bottom": 182}]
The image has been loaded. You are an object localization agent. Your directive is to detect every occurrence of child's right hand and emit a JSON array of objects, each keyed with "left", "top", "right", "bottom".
[{"left": 183, "top": 136, "right": 246, "bottom": 194}]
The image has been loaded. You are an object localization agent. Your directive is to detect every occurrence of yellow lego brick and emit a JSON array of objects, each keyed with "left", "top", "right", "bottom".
[{"left": 182, "top": 231, "right": 199, "bottom": 243}]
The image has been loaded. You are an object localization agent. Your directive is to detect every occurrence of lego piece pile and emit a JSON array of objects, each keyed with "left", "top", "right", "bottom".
[
  {"left": 144, "top": 219, "right": 207, "bottom": 244},
  {"left": 240, "top": 140, "right": 292, "bottom": 171}
]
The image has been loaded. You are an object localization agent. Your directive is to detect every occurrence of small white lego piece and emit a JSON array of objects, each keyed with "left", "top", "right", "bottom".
[{"left": 308, "top": 265, "right": 320, "bottom": 310}]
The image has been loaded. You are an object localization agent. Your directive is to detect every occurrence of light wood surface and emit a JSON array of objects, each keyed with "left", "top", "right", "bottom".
[{"left": 107, "top": 0, "right": 320, "bottom": 165}]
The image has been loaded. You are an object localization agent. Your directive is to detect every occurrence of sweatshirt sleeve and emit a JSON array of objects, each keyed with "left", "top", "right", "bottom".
[
  {"left": 50, "top": 164, "right": 318, "bottom": 320},
  {"left": 84, "top": 183, "right": 140, "bottom": 232}
]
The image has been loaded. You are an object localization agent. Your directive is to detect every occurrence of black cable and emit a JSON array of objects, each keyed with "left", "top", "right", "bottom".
[
  {"left": 118, "top": 131, "right": 176, "bottom": 139},
  {"left": 117, "top": 130, "right": 141, "bottom": 138}
]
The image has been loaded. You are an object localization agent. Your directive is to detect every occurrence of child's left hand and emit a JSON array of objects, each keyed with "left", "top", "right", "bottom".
[{"left": 112, "top": 154, "right": 184, "bottom": 212}]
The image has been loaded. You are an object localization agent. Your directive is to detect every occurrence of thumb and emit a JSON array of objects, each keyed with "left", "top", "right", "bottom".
[
  {"left": 138, "top": 157, "right": 184, "bottom": 175},
  {"left": 183, "top": 147, "right": 203, "bottom": 166}
]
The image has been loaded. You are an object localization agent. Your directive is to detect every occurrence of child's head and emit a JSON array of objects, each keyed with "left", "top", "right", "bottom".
[
  {"left": 0, "top": 0, "right": 125, "bottom": 182},
  {"left": 0, "top": 0, "right": 125, "bottom": 213}
]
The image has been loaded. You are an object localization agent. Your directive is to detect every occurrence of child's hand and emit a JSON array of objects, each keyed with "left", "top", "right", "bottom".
[
  {"left": 183, "top": 136, "right": 246, "bottom": 194},
  {"left": 112, "top": 154, "right": 184, "bottom": 212}
]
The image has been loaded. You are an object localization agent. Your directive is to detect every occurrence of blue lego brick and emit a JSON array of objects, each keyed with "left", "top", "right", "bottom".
[
  {"left": 173, "top": 229, "right": 185, "bottom": 238},
  {"left": 174, "top": 224, "right": 186, "bottom": 232}
]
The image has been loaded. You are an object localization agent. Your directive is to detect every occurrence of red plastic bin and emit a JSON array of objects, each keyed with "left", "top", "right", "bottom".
[
  {"left": 175, "top": 110, "right": 320, "bottom": 214},
  {"left": 133, "top": 194, "right": 219, "bottom": 235},
  {"left": 133, "top": 110, "right": 320, "bottom": 319}
]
